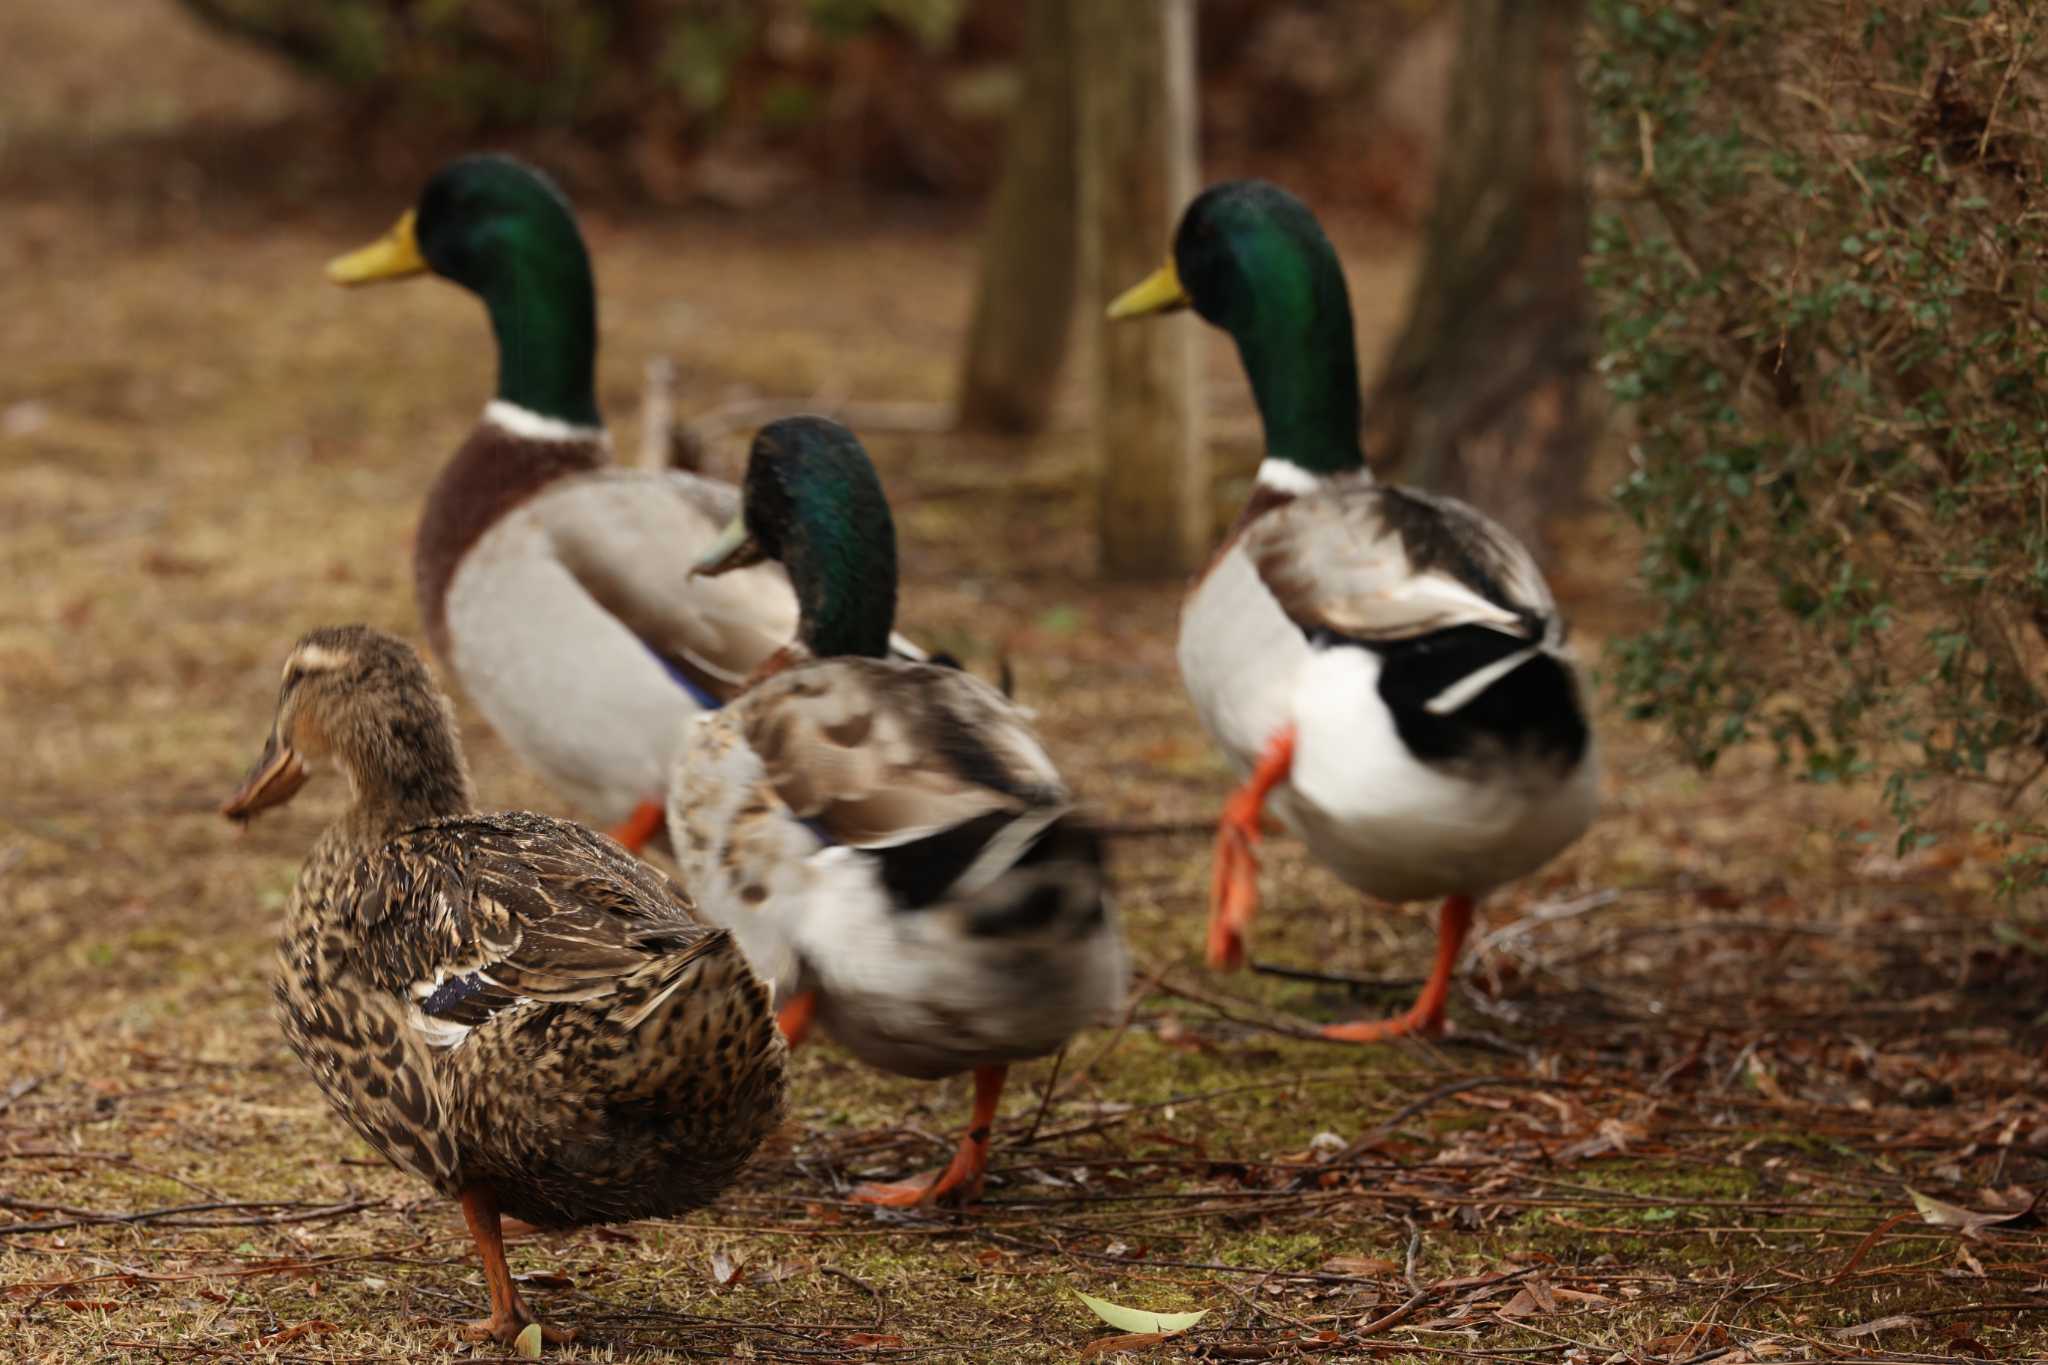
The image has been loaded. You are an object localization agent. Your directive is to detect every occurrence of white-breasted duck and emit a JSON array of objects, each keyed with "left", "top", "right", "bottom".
[
  {"left": 1108, "top": 180, "right": 1596, "bottom": 1042},
  {"left": 665, "top": 416, "right": 1126, "bottom": 1206},
  {"left": 328, "top": 154, "right": 921, "bottom": 852}
]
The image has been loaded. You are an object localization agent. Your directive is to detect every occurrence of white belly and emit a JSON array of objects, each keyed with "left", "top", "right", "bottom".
[
  {"left": 1179, "top": 543, "right": 1597, "bottom": 903},
  {"left": 670, "top": 712, "right": 1127, "bottom": 1081},
  {"left": 445, "top": 513, "right": 703, "bottom": 826},
  {"left": 801, "top": 854, "right": 1128, "bottom": 1080},
  {"left": 1282, "top": 646, "right": 1597, "bottom": 901}
]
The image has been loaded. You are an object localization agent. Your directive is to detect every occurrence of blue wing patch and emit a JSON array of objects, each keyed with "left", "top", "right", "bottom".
[
  {"left": 652, "top": 651, "right": 726, "bottom": 711},
  {"left": 420, "top": 972, "right": 488, "bottom": 1016}
]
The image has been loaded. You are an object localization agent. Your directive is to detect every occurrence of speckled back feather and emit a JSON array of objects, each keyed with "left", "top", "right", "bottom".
[{"left": 276, "top": 809, "right": 786, "bottom": 1228}]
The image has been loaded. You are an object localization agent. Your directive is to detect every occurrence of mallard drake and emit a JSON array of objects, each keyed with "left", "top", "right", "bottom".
[
  {"left": 328, "top": 154, "right": 921, "bottom": 852},
  {"left": 222, "top": 625, "right": 786, "bottom": 1343},
  {"left": 665, "top": 417, "right": 1125, "bottom": 1206},
  {"left": 1108, "top": 180, "right": 1596, "bottom": 1042}
]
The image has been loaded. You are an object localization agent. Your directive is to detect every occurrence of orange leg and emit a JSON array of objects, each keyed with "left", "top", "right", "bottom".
[
  {"left": 1321, "top": 896, "right": 1476, "bottom": 1044},
  {"left": 607, "top": 799, "right": 665, "bottom": 855},
  {"left": 457, "top": 1186, "right": 577, "bottom": 1345},
  {"left": 852, "top": 1065, "right": 1007, "bottom": 1209},
  {"left": 776, "top": 991, "right": 818, "bottom": 1049},
  {"left": 1208, "top": 726, "right": 1296, "bottom": 971}
]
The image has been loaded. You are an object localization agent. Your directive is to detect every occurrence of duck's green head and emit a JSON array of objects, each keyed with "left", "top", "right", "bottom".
[
  {"left": 1109, "top": 180, "right": 1362, "bottom": 479},
  {"left": 327, "top": 155, "right": 600, "bottom": 430},
  {"left": 694, "top": 416, "right": 898, "bottom": 661}
]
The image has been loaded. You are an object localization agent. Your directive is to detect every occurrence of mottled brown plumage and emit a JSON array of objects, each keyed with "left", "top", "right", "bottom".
[{"left": 224, "top": 625, "right": 786, "bottom": 1343}]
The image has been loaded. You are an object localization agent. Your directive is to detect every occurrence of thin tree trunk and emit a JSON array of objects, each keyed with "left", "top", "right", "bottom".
[
  {"left": 1077, "top": 0, "right": 1204, "bottom": 580},
  {"left": 955, "top": 0, "right": 1077, "bottom": 434},
  {"left": 1364, "top": 0, "right": 1590, "bottom": 555}
]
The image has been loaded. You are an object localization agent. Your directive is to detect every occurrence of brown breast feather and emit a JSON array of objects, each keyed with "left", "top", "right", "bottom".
[{"left": 413, "top": 424, "right": 606, "bottom": 662}]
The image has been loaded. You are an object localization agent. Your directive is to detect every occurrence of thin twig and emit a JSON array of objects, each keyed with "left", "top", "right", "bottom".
[
  {"left": 1296, "top": 1077, "right": 1575, "bottom": 1187},
  {"left": 1021, "top": 1042, "right": 1067, "bottom": 1146},
  {"left": 817, "top": 1263, "right": 886, "bottom": 1328},
  {"left": 0, "top": 1195, "right": 378, "bottom": 1235}
]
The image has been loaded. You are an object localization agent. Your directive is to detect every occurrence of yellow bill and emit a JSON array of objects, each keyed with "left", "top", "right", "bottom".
[
  {"left": 1106, "top": 260, "right": 1191, "bottom": 319},
  {"left": 692, "top": 513, "right": 765, "bottom": 578},
  {"left": 326, "top": 209, "right": 427, "bottom": 285}
]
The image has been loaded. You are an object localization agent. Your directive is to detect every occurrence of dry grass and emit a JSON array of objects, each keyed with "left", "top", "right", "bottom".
[{"left": 4, "top": 3, "right": 2047, "bottom": 1362}]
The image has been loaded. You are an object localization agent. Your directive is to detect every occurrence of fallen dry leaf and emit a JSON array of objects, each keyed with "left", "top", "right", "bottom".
[
  {"left": 260, "top": 1320, "right": 338, "bottom": 1346},
  {"left": 1907, "top": 1188, "right": 2034, "bottom": 1240},
  {"left": 1834, "top": 1313, "right": 1918, "bottom": 1340},
  {"left": 1080, "top": 1331, "right": 1169, "bottom": 1358}
]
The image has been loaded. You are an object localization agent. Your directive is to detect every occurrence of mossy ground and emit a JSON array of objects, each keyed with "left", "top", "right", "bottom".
[{"left": 4, "top": 3, "right": 2047, "bottom": 1361}]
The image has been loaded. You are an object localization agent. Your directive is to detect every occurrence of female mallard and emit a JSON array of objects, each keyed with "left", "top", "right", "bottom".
[
  {"left": 222, "top": 625, "right": 786, "bottom": 1342},
  {"left": 1109, "top": 181, "right": 1595, "bottom": 1042},
  {"left": 665, "top": 417, "right": 1125, "bottom": 1206},
  {"left": 328, "top": 154, "right": 920, "bottom": 852}
]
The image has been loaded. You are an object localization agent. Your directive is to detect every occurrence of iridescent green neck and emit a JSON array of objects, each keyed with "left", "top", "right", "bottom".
[
  {"left": 478, "top": 254, "right": 599, "bottom": 428},
  {"left": 1177, "top": 182, "right": 1367, "bottom": 477},
  {"left": 1227, "top": 267, "right": 1364, "bottom": 477},
  {"left": 787, "top": 529, "right": 896, "bottom": 660}
]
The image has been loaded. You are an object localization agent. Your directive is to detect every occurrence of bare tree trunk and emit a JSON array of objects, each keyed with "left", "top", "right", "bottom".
[
  {"left": 1077, "top": 0, "right": 1204, "bottom": 580},
  {"left": 955, "top": 0, "right": 1077, "bottom": 434},
  {"left": 1364, "top": 0, "right": 1590, "bottom": 555}
]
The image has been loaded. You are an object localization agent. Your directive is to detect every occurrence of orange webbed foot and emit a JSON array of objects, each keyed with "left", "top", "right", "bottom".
[
  {"left": 461, "top": 1314, "right": 578, "bottom": 1347},
  {"left": 606, "top": 799, "right": 665, "bottom": 856},
  {"left": 1320, "top": 896, "right": 1475, "bottom": 1047},
  {"left": 850, "top": 1066, "right": 1005, "bottom": 1212}
]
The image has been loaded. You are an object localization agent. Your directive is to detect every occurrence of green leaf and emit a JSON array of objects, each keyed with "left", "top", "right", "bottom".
[
  {"left": 1074, "top": 1291, "right": 1208, "bottom": 1334},
  {"left": 512, "top": 1322, "right": 544, "bottom": 1358}
]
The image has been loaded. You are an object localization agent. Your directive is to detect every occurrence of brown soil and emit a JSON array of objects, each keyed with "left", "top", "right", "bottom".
[{"left": 3, "top": 3, "right": 2044, "bottom": 1362}]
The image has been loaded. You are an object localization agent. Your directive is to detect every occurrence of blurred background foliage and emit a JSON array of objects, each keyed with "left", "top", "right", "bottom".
[
  {"left": 171, "top": 0, "right": 1448, "bottom": 205},
  {"left": 1586, "top": 0, "right": 2048, "bottom": 884}
]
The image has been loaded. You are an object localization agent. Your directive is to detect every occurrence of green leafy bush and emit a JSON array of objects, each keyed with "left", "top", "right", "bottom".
[{"left": 1587, "top": 1, "right": 2048, "bottom": 883}]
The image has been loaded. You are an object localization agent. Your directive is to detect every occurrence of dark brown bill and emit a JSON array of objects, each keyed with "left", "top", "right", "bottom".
[{"left": 221, "top": 736, "right": 308, "bottom": 824}]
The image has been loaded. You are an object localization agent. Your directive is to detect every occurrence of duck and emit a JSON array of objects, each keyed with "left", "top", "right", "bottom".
[
  {"left": 221, "top": 625, "right": 786, "bottom": 1343},
  {"left": 327, "top": 154, "right": 923, "bottom": 853},
  {"left": 1107, "top": 180, "right": 1595, "bottom": 1042},
  {"left": 664, "top": 416, "right": 1126, "bottom": 1206}
]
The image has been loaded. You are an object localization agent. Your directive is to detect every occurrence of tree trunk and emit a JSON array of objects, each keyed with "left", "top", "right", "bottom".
[
  {"left": 1364, "top": 0, "right": 1590, "bottom": 555},
  {"left": 955, "top": 0, "right": 1077, "bottom": 434},
  {"left": 1077, "top": 0, "right": 1204, "bottom": 580}
]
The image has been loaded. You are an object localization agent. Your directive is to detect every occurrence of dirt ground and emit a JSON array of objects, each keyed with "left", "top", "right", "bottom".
[{"left": 5, "top": 4, "right": 2047, "bottom": 1363}]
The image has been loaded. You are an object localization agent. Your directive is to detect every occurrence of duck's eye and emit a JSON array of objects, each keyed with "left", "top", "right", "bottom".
[{"left": 281, "top": 666, "right": 306, "bottom": 695}]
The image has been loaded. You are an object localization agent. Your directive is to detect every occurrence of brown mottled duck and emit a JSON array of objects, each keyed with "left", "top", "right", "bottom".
[{"left": 222, "top": 625, "right": 786, "bottom": 1343}]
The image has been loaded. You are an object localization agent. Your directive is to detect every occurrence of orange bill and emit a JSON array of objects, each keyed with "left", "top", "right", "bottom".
[{"left": 221, "top": 736, "right": 308, "bottom": 824}]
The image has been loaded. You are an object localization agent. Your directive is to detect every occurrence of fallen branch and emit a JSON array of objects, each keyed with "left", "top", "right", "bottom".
[{"left": 0, "top": 1194, "right": 379, "bottom": 1235}]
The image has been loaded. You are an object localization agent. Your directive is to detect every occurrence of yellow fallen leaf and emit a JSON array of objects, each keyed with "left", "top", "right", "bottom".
[{"left": 1074, "top": 1290, "right": 1209, "bottom": 1334}]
